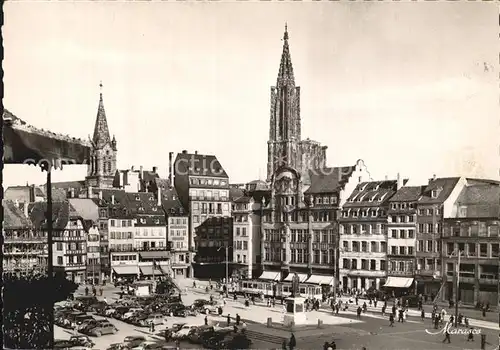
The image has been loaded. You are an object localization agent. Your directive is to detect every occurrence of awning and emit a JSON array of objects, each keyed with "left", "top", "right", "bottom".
[
  {"left": 284, "top": 273, "right": 308, "bottom": 283},
  {"left": 383, "top": 277, "right": 414, "bottom": 288},
  {"left": 305, "top": 275, "right": 328, "bottom": 285},
  {"left": 139, "top": 251, "right": 170, "bottom": 260},
  {"left": 113, "top": 265, "right": 140, "bottom": 275},
  {"left": 140, "top": 266, "right": 163, "bottom": 276},
  {"left": 322, "top": 277, "right": 335, "bottom": 286},
  {"left": 258, "top": 271, "right": 281, "bottom": 281}
]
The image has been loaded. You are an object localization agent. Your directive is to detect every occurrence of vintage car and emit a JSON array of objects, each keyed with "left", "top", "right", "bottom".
[{"left": 88, "top": 322, "right": 118, "bottom": 337}]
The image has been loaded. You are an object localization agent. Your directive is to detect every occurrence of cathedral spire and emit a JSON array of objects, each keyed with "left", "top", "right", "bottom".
[
  {"left": 92, "top": 81, "right": 111, "bottom": 149},
  {"left": 277, "top": 23, "right": 294, "bottom": 85}
]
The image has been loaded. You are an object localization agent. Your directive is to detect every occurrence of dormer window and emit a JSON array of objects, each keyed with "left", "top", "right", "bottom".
[
  {"left": 352, "top": 211, "right": 358, "bottom": 218},
  {"left": 154, "top": 218, "right": 160, "bottom": 224},
  {"left": 172, "top": 195, "right": 176, "bottom": 201},
  {"left": 135, "top": 195, "right": 140, "bottom": 201},
  {"left": 431, "top": 190, "right": 438, "bottom": 198},
  {"left": 152, "top": 207, "right": 157, "bottom": 212},
  {"left": 391, "top": 203, "right": 397, "bottom": 210},
  {"left": 140, "top": 218, "right": 146, "bottom": 224},
  {"left": 139, "top": 207, "right": 144, "bottom": 212}
]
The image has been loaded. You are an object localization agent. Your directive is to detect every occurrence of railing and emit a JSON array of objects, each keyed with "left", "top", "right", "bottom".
[
  {"left": 53, "top": 236, "right": 86, "bottom": 241},
  {"left": 4, "top": 236, "right": 47, "bottom": 242},
  {"left": 4, "top": 250, "right": 46, "bottom": 255},
  {"left": 65, "top": 249, "right": 86, "bottom": 255}
]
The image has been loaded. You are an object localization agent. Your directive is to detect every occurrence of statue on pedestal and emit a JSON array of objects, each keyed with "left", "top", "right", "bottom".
[{"left": 291, "top": 273, "right": 300, "bottom": 297}]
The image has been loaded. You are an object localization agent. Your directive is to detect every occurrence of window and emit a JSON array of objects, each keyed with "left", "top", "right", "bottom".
[
  {"left": 447, "top": 242, "right": 455, "bottom": 255},
  {"left": 352, "top": 242, "right": 360, "bottom": 252},
  {"left": 361, "top": 242, "right": 368, "bottom": 252},
  {"left": 419, "top": 224, "right": 425, "bottom": 233},
  {"left": 391, "top": 246, "right": 397, "bottom": 255},
  {"left": 57, "top": 257, "right": 63, "bottom": 265},
  {"left": 468, "top": 243, "right": 476, "bottom": 256},
  {"left": 427, "top": 209, "right": 433, "bottom": 216},
  {"left": 391, "top": 230, "right": 398, "bottom": 238},
  {"left": 343, "top": 259, "right": 350, "bottom": 269},
  {"left": 57, "top": 242, "right": 63, "bottom": 251},
  {"left": 408, "top": 247, "right": 413, "bottom": 255},
  {"left": 427, "top": 240, "right": 433, "bottom": 252},
  {"left": 408, "top": 229, "right": 414, "bottom": 238},
  {"left": 492, "top": 244, "right": 499, "bottom": 257},
  {"left": 380, "top": 242, "right": 387, "bottom": 253},
  {"left": 370, "top": 241, "right": 377, "bottom": 253},
  {"left": 400, "top": 230, "right": 406, "bottom": 239},
  {"left": 427, "top": 224, "right": 434, "bottom": 234},
  {"left": 399, "top": 246, "right": 405, "bottom": 255},
  {"left": 380, "top": 260, "right": 386, "bottom": 271},
  {"left": 418, "top": 209, "right": 425, "bottom": 215},
  {"left": 480, "top": 243, "right": 488, "bottom": 257},
  {"left": 418, "top": 240, "right": 424, "bottom": 252}
]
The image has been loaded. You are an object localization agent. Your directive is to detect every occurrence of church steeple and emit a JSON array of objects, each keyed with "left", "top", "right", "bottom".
[
  {"left": 277, "top": 23, "right": 295, "bottom": 86},
  {"left": 92, "top": 82, "right": 112, "bottom": 149},
  {"left": 267, "top": 24, "right": 302, "bottom": 181},
  {"left": 86, "top": 81, "right": 117, "bottom": 189}
]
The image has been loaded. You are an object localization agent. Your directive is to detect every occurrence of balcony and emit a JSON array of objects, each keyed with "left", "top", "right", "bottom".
[
  {"left": 54, "top": 236, "right": 86, "bottom": 241},
  {"left": 415, "top": 269, "right": 440, "bottom": 277},
  {"left": 65, "top": 249, "right": 86, "bottom": 255},
  {"left": 4, "top": 250, "right": 46, "bottom": 255},
  {"left": 388, "top": 270, "right": 414, "bottom": 277},
  {"left": 4, "top": 236, "right": 47, "bottom": 243}
]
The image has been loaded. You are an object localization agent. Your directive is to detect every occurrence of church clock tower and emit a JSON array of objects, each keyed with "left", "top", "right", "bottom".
[{"left": 85, "top": 82, "right": 117, "bottom": 189}]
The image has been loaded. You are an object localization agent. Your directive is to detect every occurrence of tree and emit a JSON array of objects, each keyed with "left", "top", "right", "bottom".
[{"left": 3, "top": 272, "right": 78, "bottom": 349}]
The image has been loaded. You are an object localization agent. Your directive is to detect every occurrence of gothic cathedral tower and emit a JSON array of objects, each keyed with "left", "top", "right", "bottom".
[
  {"left": 266, "top": 25, "right": 327, "bottom": 182},
  {"left": 267, "top": 24, "right": 302, "bottom": 181},
  {"left": 85, "top": 83, "right": 117, "bottom": 189}
]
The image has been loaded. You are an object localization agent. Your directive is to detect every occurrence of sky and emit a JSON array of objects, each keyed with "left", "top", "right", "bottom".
[{"left": 3, "top": 2, "right": 499, "bottom": 188}]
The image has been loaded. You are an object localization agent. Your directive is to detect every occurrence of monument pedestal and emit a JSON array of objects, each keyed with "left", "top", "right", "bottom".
[{"left": 283, "top": 296, "right": 307, "bottom": 326}]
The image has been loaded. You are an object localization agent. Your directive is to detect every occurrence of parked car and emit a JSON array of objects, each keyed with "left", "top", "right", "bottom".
[
  {"left": 123, "top": 308, "right": 144, "bottom": 320},
  {"left": 72, "top": 314, "right": 95, "bottom": 329},
  {"left": 88, "top": 322, "right": 118, "bottom": 337},
  {"left": 106, "top": 343, "right": 129, "bottom": 350},
  {"left": 79, "top": 319, "right": 110, "bottom": 334},
  {"left": 143, "top": 313, "right": 165, "bottom": 326},
  {"left": 64, "top": 311, "right": 86, "bottom": 328},
  {"left": 188, "top": 325, "right": 215, "bottom": 344},
  {"left": 213, "top": 323, "right": 234, "bottom": 333},
  {"left": 123, "top": 335, "right": 147, "bottom": 348},
  {"left": 87, "top": 301, "right": 108, "bottom": 313},
  {"left": 54, "top": 339, "right": 76, "bottom": 349},
  {"left": 74, "top": 296, "right": 99, "bottom": 311},
  {"left": 172, "top": 325, "right": 197, "bottom": 340},
  {"left": 68, "top": 335, "right": 95, "bottom": 348}
]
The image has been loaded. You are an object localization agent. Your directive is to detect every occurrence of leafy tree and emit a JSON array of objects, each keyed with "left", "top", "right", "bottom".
[
  {"left": 155, "top": 276, "right": 180, "bottom": 295},
  {"left": 3, "top": 271, "right": 78, "bottom": 349}
]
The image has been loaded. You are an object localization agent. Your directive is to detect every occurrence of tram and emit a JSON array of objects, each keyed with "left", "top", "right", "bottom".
[{"left": 237, "top": 279, "right": 323, "bottom": 300}]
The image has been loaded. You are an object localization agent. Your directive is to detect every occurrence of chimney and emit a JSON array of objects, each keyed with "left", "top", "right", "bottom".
[
  {"left": 98, "top": 190, "right": 103, "bottom": 200},
  {"left": 194, "top": 150, "right": 198, "bottom": 155},
  {"left": 70, "top": 188, "right": 75, "bottom": 198},
  {"left": 140, "top": 166, "right": 144, "bottom": 180},
  {"left": 157, "top": 186, "right": 162, "bottom": 206},
  {"left": 397, "top": 173, "right": 403, "bottom": 190},
  {"left": 87, "top": 186, "right": 92, "bottom": 199},
  {"left": 22, "top": 201, "right": 29, "bottom": 219},
  {"left": 384, "top": 175, "right": 388, "bottom": 181},
  {"left": 169, "top": 152, "right": 174, "bottom": 187},
  {"left": 152, "top": 166, "right": 157, "bottom": 173},
  {"left": 182, "top": 150, "right": 187, "bottom": 154},
  {"left": 111, "top": 194, "right": 115, "bottom": 205},
  {"left": 30, "top": 184, "right": 36, "bottom": 202},
  {"left": 131, "top": 166, "right": 135, "bottom": 171}
]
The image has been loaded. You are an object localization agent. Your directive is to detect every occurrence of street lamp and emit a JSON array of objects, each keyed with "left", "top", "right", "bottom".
[
  {"left": 218, "top": 245, "right": 232, "bottom": 296},
  {"left": 449, "top": 249, "right": 464, "bottom": 327}
]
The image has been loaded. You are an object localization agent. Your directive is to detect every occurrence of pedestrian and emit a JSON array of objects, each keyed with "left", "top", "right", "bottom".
[
  {"left": 355, "top": 296, "right": 359, "bottom": 305},
  {"left": 389, "top": 313, "right": 394, "bottom": 327},
  {"left": 227, "top": 314, "right": 231, "bottom": 326},
  {"left": 464, "top": 317, "right": 469, "bottom": 327},
  {"left": 467, "top": 328, "right": 474, "bottom": 342},
  {"left": 374, "top": 299, "right": 378, "bottom": 308},
  {"left": 151, "top": 322, "right": 155, "bottom": 333},
  {"left": 357, "top": 306, "right": 362, "bottom": 319},
  {"left": 92, "top": 287, "right": 96, "bottom": 296},
  {"left": 236, "top": 313, "right": 241, "bottom": 326},
  {"left": 421, "top": 309, "right": 425, "bottom": 320},
  {"left": 442, "top": 324, "right": 451, "bottom": 343},
  {"left": 289, "top": 333, "right": 296, "bottom": 350},
  {"left": 85, "top": 286, "right": 89, "bottom": 296},
  {"left": 398, "top": 309, "right": 404, "bottom": 323},
  {"left": 482, "top": 307, "right": 486, "bottom": 317},
  {"left": 381, "top": 305, "right": 386, "bottom": 316},
  {"left": 175, "top": 339, "right": 180, "bottom": 350},
  {"left": 392, "top": 305, "right": 396, "bottom": 316},
  {"left": 362, "top": 302, "right": 367, "bottom": 313},
  {"left": 204, "top": 316, "right": 208, "bottom": 326},
  {"left": 103, "top": 297, "right": 107, "bottom": 304}
]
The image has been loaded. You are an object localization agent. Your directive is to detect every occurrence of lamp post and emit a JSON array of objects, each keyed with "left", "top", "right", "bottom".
[
  {"left": 218, "top": 245, "right": 232, "bottom": 296},
  {"left": 450, "top": 249, "right": 463, "bottom": 327},
  {"left": 46, "top": 170, "right": 54, "bottom": 349}
]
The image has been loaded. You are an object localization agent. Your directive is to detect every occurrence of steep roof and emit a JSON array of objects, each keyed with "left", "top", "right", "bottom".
[
  {"left": 305, "top": 166, "right": 355, "bottom": 194},
  {"left": 161, "top": 186, "right": 187, "bottom": 216},
  {"left": 48, "top": 181, "right": 86, "bottom": 190},
  {"left": 29, "top": 201, "right": 74, "bottom": 230},
  {"left": 124, "top": 192, "right": 164, "bottom": 218},
  {"left": 3, "top": 200, "right": 33, "bottom": 229},
  {"left": 389, "top": 186, "right": 424, "bottom": 202},
  {"left": 92, "top": 88, "right": 112, "bottom": 149},
  {"left": 174, "top": 152, "right": 228, "bottom": 178},
  {"left": 418, "top": 177, "right": 461, "bottom": 204},
  {"left": 230, "top": 187, "right": 245, "bottom": 201},
  {"left": 455, "top": 184, "right": 500, "bottom": 218},
  {"left": 68, "top": 198, "right": 99, "bottom": 222},
  {"left": 4, "top": 186, "right": 35, "bottom": 203},
  {"left": 344, "top": 180, "right": 399, "bottom": 207}
]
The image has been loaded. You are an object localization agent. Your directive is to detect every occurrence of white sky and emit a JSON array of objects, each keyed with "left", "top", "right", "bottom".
[{"left": 3, "top": 2, "right": 499, "bottom": 188}]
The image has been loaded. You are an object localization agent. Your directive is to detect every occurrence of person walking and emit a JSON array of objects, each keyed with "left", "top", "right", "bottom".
[
  {"left": 204, "top": 316, "right": 208, "bottom": 326},
  {"left": 467, "top": 328, "right": 474, "bottom": 342},
  {"left": 421, "top": 309, "right": 425, "bottom": 321},
  {"left": 389, "top": 313, "right": 395, "bottom": 327},
  {"left": 85, "top": 286, "right": 89, "bottom": 296},
  {"left": 357, "top": 306, "right": 362, "bottom": 319},
  {"left": 236, "top": 313, "right": 241, "bottom": 326},
  {"left": 227, "top": 314, "right": 231, "bottom": 326},
  {"left": 289, "top": 333, "right": 296, "bottom": 350},
  {"left": 442, "top": 324, "right": 451, "bottom": 343}
]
